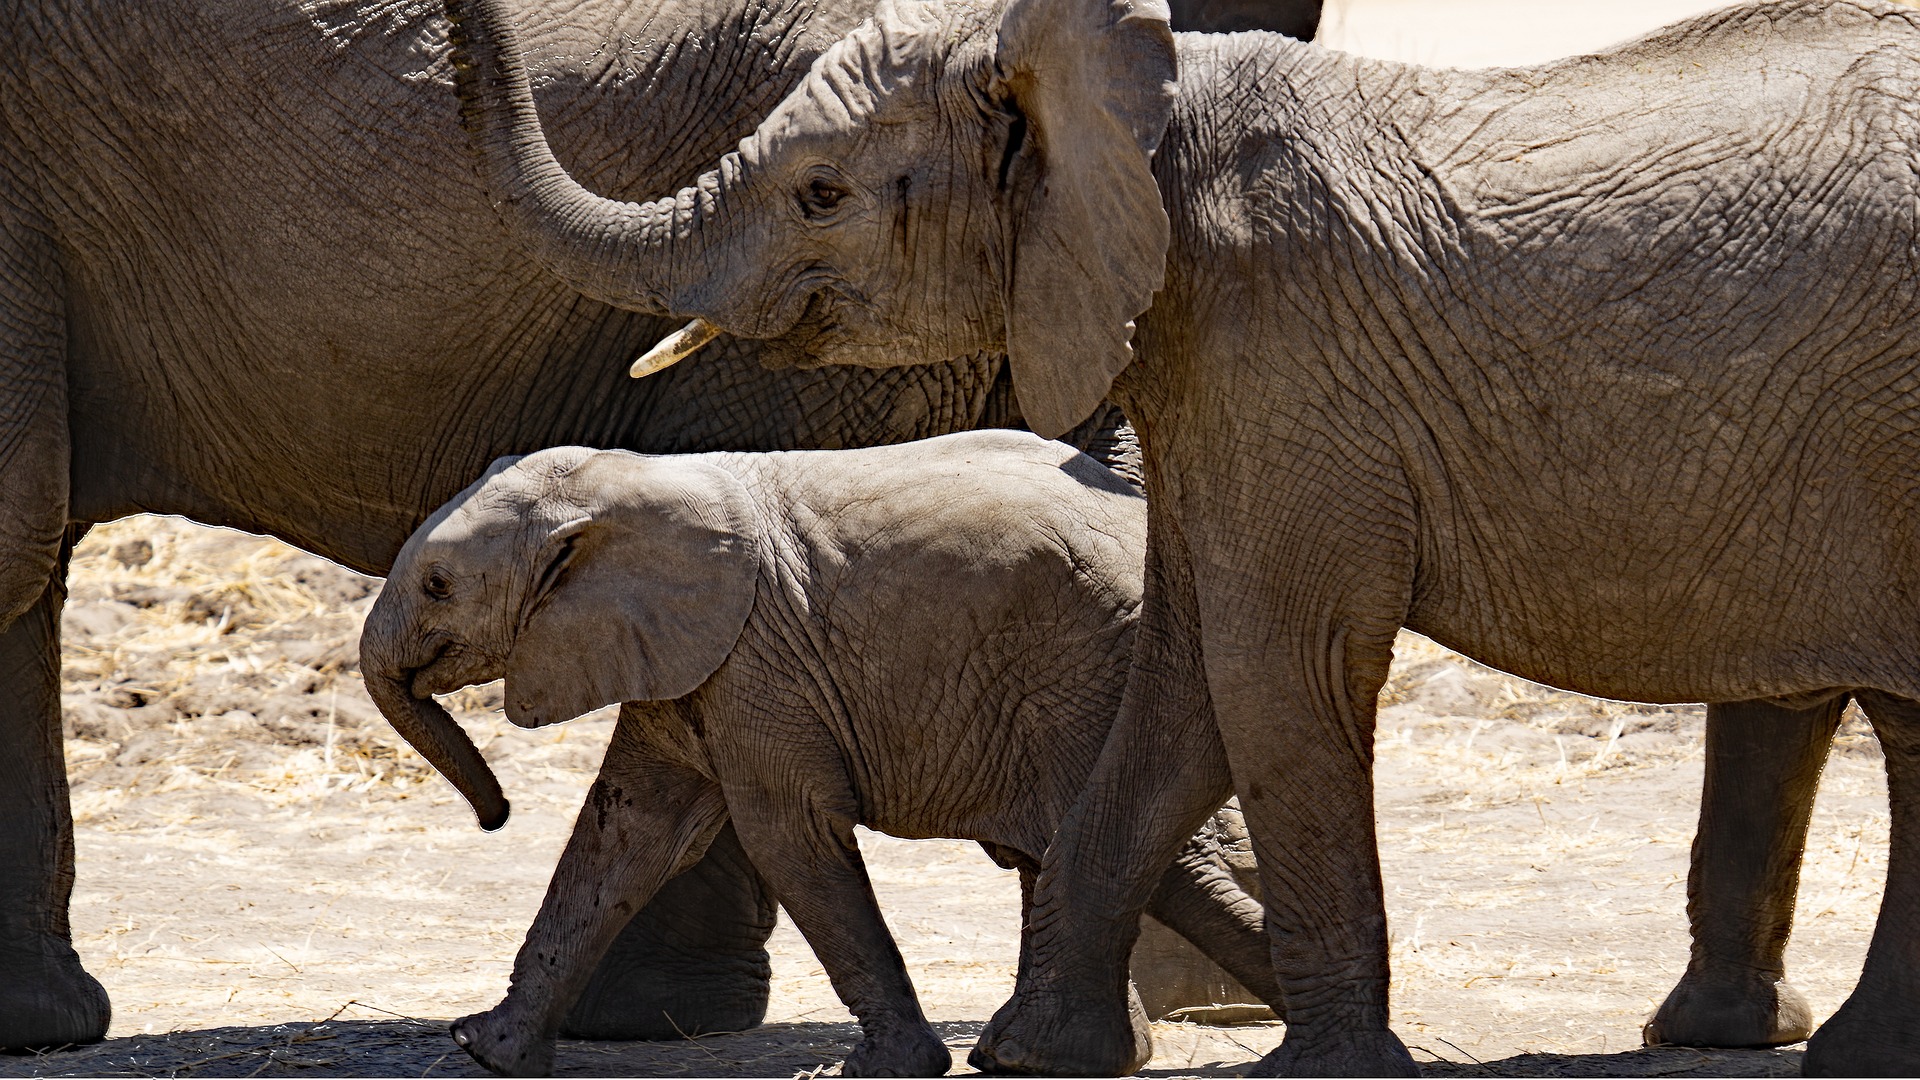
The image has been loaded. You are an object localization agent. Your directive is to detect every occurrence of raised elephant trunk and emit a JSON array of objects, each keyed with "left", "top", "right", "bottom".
[
  {"left": 445, "top": 0, "right": 730, "bottom": 316},
  {"left": 363, "top": 651, "right": 511, "bottom": 832}
]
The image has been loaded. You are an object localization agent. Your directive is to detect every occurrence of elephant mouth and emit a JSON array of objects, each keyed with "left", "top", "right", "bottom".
[
  {"left": 758, "top": 291, "right": 846, "bottom": 367},
  {"left": 763, "top": 289, "right": 924, "bottom": 370},
  {"left": 410, "top": 642, "right": 489, "bottom": 699}
]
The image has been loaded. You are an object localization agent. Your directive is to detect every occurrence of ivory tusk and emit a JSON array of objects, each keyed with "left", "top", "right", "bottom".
[{"left": 629, "top": 319, "right": 722, "bottom": 378}]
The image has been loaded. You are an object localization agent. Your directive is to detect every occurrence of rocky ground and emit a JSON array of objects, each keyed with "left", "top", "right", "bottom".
[{"left": 0, "top": 514, "right": 1884, "bottom": 1077}]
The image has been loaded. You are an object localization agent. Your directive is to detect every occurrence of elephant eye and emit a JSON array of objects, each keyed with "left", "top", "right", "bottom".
[
  {"left": 800, "top": 177, "right": 850, "bottom": 219},
  {"left": 423, "top": 570, "right": 453, "bottom": 600}
]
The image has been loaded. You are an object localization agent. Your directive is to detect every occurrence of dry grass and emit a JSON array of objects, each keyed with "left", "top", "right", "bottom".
[{"left": 62, "top": 516, "right": 524, "bottom": 824}]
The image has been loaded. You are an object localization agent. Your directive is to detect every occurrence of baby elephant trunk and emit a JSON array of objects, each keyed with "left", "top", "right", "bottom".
[{"left": 364, "top": 663, "right": 511, "bottom": 832}]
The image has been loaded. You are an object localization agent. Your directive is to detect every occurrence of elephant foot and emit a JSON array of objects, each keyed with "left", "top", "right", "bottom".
[
  {"left": 1642, "top": 968, "right": 1812, "bottom": 1048},
  {"left": 968, "top": 983, "right": 1151, "bottom": 1076},
  {"left": 1247, "top": 1028, "right": 1417, "bottom": 1078},
  {"left": 0, "top": 941, "right": 111, "bottom": 1051},
  {"left": 1803, "top": 990, "right": 1920, "bottom": 1077},
  {"left": 451, "top": 1007, "right": 555, "bottom": 1078},
  {"left": 842, "top": 1021, "right": 952, "bottom": 1078}
]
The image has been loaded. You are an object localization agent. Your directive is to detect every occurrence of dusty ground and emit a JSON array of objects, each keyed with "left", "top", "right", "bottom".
[{"left": 0, "top": 514, "right": 1884, "bottom": 1077}]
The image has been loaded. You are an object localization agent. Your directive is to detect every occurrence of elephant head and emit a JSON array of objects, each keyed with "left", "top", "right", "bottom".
[
  {"left": 360, "top": 447, "right": 761, "bottom": 829},
  {"left": 448, "top": 0, "right": 1176, "bottom": 438}
]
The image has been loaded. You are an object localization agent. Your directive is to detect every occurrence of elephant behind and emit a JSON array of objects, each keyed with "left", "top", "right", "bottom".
[{"left": 361, "top": 432, "right": 1279, "bottom": 1076}]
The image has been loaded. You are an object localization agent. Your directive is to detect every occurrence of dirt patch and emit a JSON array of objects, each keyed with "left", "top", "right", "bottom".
[{"left": 1, "top": 516, "right": 1888, "bottom": 1076}]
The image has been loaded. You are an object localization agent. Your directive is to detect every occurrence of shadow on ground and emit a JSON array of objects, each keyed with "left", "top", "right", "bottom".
[
  {"left": 1417, "top": 1046, "right": 1801, "bottom": 1077},
  {"left": 0, "top": 1019, "right": 1804, "bottom": 1078}
]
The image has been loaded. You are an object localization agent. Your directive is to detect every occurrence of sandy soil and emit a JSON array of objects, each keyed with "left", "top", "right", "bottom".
[{"left": 0, "top": 514, "right": 1883, "bottom": 1077}]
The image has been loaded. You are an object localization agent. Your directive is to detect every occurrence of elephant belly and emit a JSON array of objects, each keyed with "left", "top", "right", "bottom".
[{"left": 1400, "top": 389, "right": 1920, "bottom": 707}]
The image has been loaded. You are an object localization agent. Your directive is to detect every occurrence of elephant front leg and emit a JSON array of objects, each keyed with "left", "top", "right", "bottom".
[
  {"left": 973, "top": 499, "right": 1237, "bottom": 1076},
  {"left": 562, "top": 702, "right": 774, "bottom": 1042},
  {"left": 1208, "top": 611, "right": 1414, "bottom": 1077},
  {"left": 0, "top": 195, "right": 106, "bottom": 1052},
  {"left": 1643, "top": 696, "right": 1838, "bottom": 1049},
  {"left": 453, "top": 743, "right": 729, "bottom": 1077},
  {"left": 0, "top": 550, "right": 110, "bottom": 1051},
  {"left": 1802, "top": 689, "right": 1920, "bottom": 1076},
  {"left": 1175, "top": 448, "right": 1417, "bottom": 1077}
]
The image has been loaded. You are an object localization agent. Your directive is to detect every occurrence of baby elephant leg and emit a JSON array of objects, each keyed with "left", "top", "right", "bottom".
[
  {"left": 1803, "top": 689, "right": 1920, "bottom": 1076},
  {"left": 1138, "top": 800, "right": 1282, "bottom": 1019},
  {"left": 453, "top": 725, "right": 729, "bottom": 1077},
  {"left": 725, "top": 790, "right": 950, "bottom": 1077},
  {"left": 1644, "top": 697, "right": 1838, "bottom": 1048}
]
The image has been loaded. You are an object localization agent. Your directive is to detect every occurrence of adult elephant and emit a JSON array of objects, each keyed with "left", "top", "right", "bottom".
[
  {"left": 445, "top": 0, "right": 1919, "bottom": 1073},
  {"left": 1, "top": 0, "right": 1323, "bottom": 1052}
]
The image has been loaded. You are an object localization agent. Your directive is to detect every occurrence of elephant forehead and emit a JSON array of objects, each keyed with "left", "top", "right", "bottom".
[
  {"left": 749, "top": 0, "right": 977, "bottom": 148},
  {"left": 436, "top": 494, "right": 540, "bottom": 547}
]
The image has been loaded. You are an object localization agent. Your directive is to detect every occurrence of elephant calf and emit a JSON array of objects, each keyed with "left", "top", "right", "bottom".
[{"left": 361, "top": 429, "right": 1276, "bottom": 1076}]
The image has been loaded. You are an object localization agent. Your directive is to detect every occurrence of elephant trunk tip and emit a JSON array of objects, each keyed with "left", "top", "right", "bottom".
[
  {"left": 364, "top": 664, "right": 514, "bottom": 837},
  {"left": 476, "top": 795, "right": 511, "bottom": 832}
]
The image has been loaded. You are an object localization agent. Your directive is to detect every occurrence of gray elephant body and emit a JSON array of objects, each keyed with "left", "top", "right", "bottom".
[
  {"left": 1087, "top": 14, "right": 1920, "bottom": 1072},
  {"left": 440, "top": 0, "right": 1920, "bottom": 1073},
  {"left": 364, "top": 430, "right": 1277, "bottom": 1076},
  {"left": 0, "top": 0, "right": 1322, "bottom": 1046}
]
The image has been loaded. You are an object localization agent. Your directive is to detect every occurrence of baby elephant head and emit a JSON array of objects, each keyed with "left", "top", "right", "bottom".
[
  {"left": 450, "top": 0, "right": 1176, "bottom": 438},
  {"left": 360, "top": 448, "right": 761, "bottom": 829}
]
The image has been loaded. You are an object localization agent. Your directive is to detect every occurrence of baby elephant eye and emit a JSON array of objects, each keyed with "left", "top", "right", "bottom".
[
  {"left": 800, "top": 177, "right": 849, "bottom": 218},
  {"left": 423, "top": 570, "right": 453, "bottom": 600}
]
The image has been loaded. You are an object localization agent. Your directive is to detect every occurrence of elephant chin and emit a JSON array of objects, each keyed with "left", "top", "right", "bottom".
[{"left": 366, "top": 671, "right": 510, "bottom": 831}]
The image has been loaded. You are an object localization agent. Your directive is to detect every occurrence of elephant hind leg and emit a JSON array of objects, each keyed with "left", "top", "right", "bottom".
[
  {"left": 1803, "top": 689, "right": 1920, "bottom": 1076},
  {"left": 453, "top": 738, "right": 731, "bottom": 1076},
  {"left": 1642, "top": 696, "right": 1838, "bottom": 1049},
  {"left": 0, "top": 186, "right": 105, "bottom": 1051},
  {"left": 1137, "top": 799, "right": 1281, "bottom": 1021}
]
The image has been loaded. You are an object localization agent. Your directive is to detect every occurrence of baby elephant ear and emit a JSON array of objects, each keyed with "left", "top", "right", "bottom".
[
  {"left": 993, "top": 0, "right": 1176, "bottom": 438},
  {"left": 503, "top": 454, "right": 761, "bottom": 728}
]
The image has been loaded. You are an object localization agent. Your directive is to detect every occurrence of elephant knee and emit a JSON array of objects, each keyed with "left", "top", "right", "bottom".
[{"left": 0, "top": 540, "right": 66, "bottom": 629}]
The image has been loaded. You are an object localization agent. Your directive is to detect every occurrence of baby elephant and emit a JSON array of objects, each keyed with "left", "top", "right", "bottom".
[{"left": 361, "top": 430, "right": 1276, "bottom": 1077}]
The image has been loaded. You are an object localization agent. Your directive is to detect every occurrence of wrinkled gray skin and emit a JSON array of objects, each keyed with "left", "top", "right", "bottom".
[
  {"left": 446, "top": 0, "right": 1920, "bottom": 1074},
  {"left": 1131, "top": 802, "right": 1268, "bottom": 1023},
  {"left": 0, "top": 0, "right": 1317, "bottom": 1050},
  {"left": 362, "top": 432, "right": 1281, "bottom": 1077}
]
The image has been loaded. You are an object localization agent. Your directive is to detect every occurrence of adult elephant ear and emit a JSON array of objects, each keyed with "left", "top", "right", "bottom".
[
  {"left": 502, "top": 453, "right": 761, "bottom": 728},
  {"left": 993, "top": 0, "right": 1176, "bottom": 439}
]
